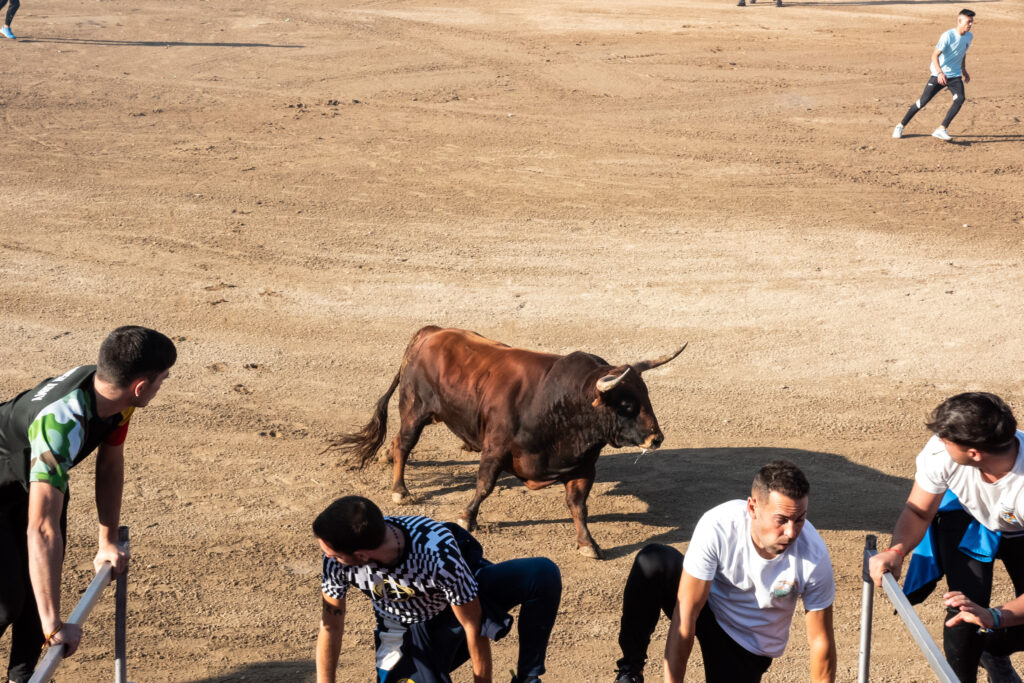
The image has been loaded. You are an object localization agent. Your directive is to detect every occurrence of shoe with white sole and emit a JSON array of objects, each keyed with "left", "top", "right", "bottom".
[
  {"left": 892, "top": 124, "right": 903, "bottom": 139},
  {"left": 932, "top": 127, "right": 952, "bottom": 141},
  {"left": 1, "top": 26, "right": 15, "bottom": 39}
]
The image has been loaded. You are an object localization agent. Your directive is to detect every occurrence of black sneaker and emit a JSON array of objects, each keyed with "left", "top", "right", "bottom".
[
  {"left": 737, "top": 0, "right": 746, "bottom": 6},
  {"left": 614, "top": 673, "right": 644, "bottom": 683}
]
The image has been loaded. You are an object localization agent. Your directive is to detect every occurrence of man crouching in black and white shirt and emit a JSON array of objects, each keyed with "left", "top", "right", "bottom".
[{"left": 313, "top": 495, "right": 562, "bottom": 683}]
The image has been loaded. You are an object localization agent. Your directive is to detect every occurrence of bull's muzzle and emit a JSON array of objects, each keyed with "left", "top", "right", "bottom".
[{"left": 642, "top": 433, "right": 664, "bottom": 450}]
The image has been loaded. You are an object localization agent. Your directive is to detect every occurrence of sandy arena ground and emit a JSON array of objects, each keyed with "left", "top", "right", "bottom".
[{"left": 2, "top": 0, "right": 1024, "bottom": 679}]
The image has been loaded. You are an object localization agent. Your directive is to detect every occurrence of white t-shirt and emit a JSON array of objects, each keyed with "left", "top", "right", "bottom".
[
  {"left": 915, "top": 431, "right": 1024, "bottom": 533},
  {"left": 682, "top": 500, "right": 835, "bottom": 658}
]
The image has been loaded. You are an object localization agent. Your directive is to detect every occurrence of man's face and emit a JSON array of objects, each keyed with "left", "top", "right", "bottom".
[
  {"left": 318, "top": 538, "right": 363, "bottom": 566},
  {"left": 957, "top": 13, "right": 974, "bottom": 33},
  {"left": 748, "top": 490, "right": 808, "bottom": 559}
]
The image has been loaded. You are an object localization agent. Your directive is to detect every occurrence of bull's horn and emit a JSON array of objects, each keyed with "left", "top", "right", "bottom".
[
  {"left": 633, "top": 342, "right": 688, "bottom": 374},
  {"left": 596, "top": 367, "right": 631, "bottom": 393}
]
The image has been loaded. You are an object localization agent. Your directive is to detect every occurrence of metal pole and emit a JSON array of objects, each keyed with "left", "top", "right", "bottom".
[
  {"left": 28, "top": 563, "right": 114, "bottom": 683},
  {"left": 858, "top": 534, "right": 877, "bottom": 683},
  {"left": 862, "top": 535, "right": 961, "bottom": 683},
  {"left": 114, "top": 525, "right": 130, "bottom": 683}
]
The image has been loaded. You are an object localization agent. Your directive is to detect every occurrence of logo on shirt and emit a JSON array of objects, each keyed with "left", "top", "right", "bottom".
[
  {"left": 372, "top": 577, "right": 417, "bottom": 602},
  {"left": 1000, "top": 509, "right": 1021, "bottom": 526},
  {"left": 770, "top": 579, "right": 796, "bottom": 599}
]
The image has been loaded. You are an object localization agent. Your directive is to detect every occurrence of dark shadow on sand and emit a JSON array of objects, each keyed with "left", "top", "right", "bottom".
[
  {"left": 589, "top": 447, "right": 911, "bottom": 559},
  {"left": 773, "top": 0, "right": 997, "bottom": 6},
  {"left": 186, "top": 660, "right": 317, "bottom": 683},
  {"left": 19, "top": 36, "right": 303, "bottom": 48},
  {"left": 377, "top": 446, "right": 912, "bottom": 562}
]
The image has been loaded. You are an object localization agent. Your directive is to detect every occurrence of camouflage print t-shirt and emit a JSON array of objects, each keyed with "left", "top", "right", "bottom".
[{"left": 0, "top": 366, "right": 133, "bottom": 493}]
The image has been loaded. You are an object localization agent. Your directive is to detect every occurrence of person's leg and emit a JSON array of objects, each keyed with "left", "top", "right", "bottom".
[
  {"left": 936, "top": 509, "right": 993, "bottom": 683},
  {"left": 695, "top": 603, "right": 772, "bottom": 683},
  {"left": 6, "top": 489, "right": 67, "bottom": 683},
  {"left": 978, "top": 535, "right": 1024, "bottom": 678},
  {"left": 940, "top": 78, "right": 966, "bottom": 129},
  {"left": 0, "top": 487, "right": 33, "bottom": 683},
  {"left": 476, "top": 557, "right": 562, "bottom": 680},
  {"left": 375, "top": 616, "right": 457, "bottom": 683},
  {"left": 3, "top": 0, "right": 18, "bottom": 32},
  {"left": 0, "top": 517, "right": 28, "bottom": 683},
  {"left": 614, "top": 544, "right": 684, "bottom": 676},
  {"left": 901, "top": 76, "right": 945, "bottom": 127}
]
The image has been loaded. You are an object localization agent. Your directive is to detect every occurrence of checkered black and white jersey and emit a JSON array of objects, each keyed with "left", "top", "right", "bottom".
[{"left": 320, "top": 516, "right": 479, "bottom": 624}]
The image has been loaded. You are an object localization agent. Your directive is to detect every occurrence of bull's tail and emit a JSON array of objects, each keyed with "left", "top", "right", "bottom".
[
  {"left": 323, "top": 370, "right": 401, "bottom": 468},
  {"left": 323, "top": 326, "right": 437, "bottom": 468}
]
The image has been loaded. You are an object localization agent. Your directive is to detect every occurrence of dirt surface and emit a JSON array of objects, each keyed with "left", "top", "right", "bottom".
[{"left": 2, "top": 0, "right": 1024, "bottom": 680}]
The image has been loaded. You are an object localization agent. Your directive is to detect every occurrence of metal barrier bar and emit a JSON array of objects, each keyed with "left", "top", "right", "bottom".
[
  {"left": 114, "top": 526, "right": 130, "bottom": 683},
  {"left": 29, "top": 526, "right": 130, "bottom": 683},
  {"left": 858, "top": 535, "right": 876, "bottom": 683},
  {"left": 859, "top": 534, "right": 960, "bottom": 683}
]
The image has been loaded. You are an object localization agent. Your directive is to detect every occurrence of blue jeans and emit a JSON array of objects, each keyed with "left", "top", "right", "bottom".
[{"left": 376, "top": 557, "right": 562, "bottom": 683}]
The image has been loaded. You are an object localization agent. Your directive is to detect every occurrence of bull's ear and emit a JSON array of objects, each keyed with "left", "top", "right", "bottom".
[{"left": 633, "top": 342, "right": 688, "bottom": 374}]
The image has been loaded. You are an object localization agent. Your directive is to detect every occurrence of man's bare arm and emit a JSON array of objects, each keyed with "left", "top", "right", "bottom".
[
  {"left": 453, "top": 597, "right": 492, "bottom": 683},
  {"left": 27, "top": 481, "right": 83, "bottom": 655},
  {"left": 932, "top": 48, "right": 947, "bottom": 84},
  {"left": 664, "top": 570, "right": 712, "bottom": 683},
  {"left": 94, "top": 442, "right": 129, "bottom": 574},
  {"left": 868, "top": 482, "right": 942, "bottom": 586},
  {"left": 806, "top": 606, "right": 837, "bottom": 683},
  {"left": 316, "top": 594, "right": 346, "bottom": 683}
]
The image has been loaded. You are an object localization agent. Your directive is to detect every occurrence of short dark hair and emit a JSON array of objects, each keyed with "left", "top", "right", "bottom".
[
  {"left": 752, "top": 460, "right": 810, "bottom": 501},
  {"left": 926, "top": 392, "right": 1017, "bottom": 451},
  {"left": 97, "top": 326, "right": 177, "bottom": 387},
  {"left": 313, "top": 496, "right": 387, "bottom": 554},
  {"left": 959, "top": 8, "right": 975, "bottom": 17}
]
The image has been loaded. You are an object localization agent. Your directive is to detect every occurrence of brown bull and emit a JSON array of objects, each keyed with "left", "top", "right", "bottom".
[{"left": 330, "top": 326, "right": 685, "bottom": 559}]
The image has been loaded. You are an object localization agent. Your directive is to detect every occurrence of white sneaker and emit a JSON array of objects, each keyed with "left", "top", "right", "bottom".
[
  {"left": 892, "top": 124, "right": 903, "bottom": 139},
  {"left": 932, "top": 127, "right": 952, "bottom": 141}
]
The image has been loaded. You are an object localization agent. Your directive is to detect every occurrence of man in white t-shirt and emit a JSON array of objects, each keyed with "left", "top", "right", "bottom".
[
  {"left": 612, "top": 460, "right": 836, "bottom": 683},
  {"left": 892, "top": 8, "right": 975, "bottom": 142},
  {"left": 870, "top": 392, "right": 1024, "bottom": 683}
]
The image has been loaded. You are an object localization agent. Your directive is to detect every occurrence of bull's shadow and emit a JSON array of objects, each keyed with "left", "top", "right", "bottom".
[
  {"left": 186, "top": 660, "right": 319, "bottom": 682},
  {"left": 395, "top": 447, "right": 910, "bottom": 562},
  {"left": 593, "top": 446, "right": 911, "bottom": 560}
]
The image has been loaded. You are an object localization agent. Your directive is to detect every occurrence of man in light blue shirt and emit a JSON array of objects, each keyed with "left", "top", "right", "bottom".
[{"left": 893, "top": 9, "right": 975, "bottom": 142}]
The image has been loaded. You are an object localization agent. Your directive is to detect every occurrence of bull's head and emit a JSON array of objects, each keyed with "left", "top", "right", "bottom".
[{"left": 593, "top": 343, "right": 687, "bottom": 450}]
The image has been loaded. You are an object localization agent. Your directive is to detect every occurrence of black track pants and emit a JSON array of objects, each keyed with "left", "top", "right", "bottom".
[
  {"left": 0, "top": 0, "right": 19, "bottom": 27},
  {"left": 0, "top": 484, "right": 68, "bottom": 683},
  {"left": 901, "top": 76, "right": 966, "bottom": 129},
  {"left": 615, "top": 544, "right": 772, "bottom": 682},
  {"left": 933, "top": 509, "right": 1024, "bottom": 683}
]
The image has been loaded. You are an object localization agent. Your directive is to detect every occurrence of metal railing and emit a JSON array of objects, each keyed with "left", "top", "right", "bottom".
[
  {"left": 858, "top": 534, "right": 959, "bottom": 682},
  {"left": 29, "top": 526, "right": 131, "bottom": 683}
]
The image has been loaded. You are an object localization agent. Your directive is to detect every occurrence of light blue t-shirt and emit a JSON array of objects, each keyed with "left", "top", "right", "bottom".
[{"left": 931, "top": 28, "right": 973, "bottom": 78}]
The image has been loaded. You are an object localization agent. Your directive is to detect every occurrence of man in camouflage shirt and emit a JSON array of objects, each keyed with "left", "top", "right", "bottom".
[{"left": 0, "top": 326, "right": 176, "bottom": 683}]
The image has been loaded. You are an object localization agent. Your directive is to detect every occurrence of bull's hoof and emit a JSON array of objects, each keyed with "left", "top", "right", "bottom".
[
  {"left": 457, "top": 516, "right": 476, "bottom": 532},
  {"left": 578, "top": 544, "right": 603, "bottom": 560},
  {"left": 392, "top": 491, "right": 417, "bottom": 505}
]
